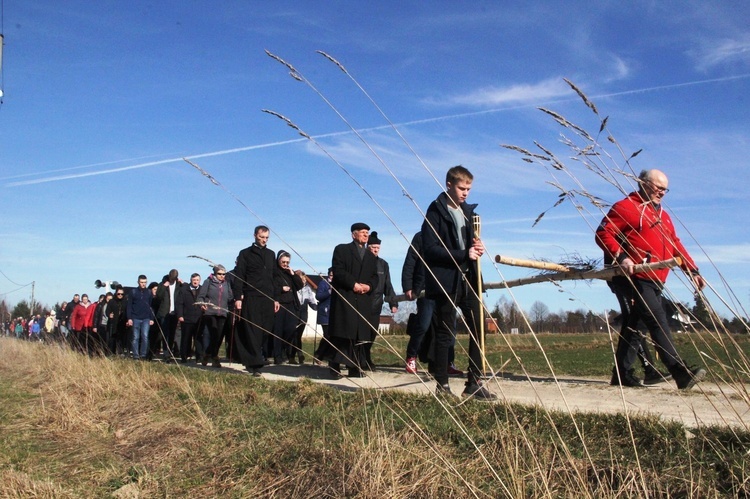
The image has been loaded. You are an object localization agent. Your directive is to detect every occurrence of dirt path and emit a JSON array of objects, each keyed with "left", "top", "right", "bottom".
[{"left": 219, "top": 361, "right": 750, "bottom": 429}]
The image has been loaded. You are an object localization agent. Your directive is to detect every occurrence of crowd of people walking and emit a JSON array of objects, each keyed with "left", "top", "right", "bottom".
[
  {"left": 3, "top": 166, "right": 708, "bottom": 400},
  {"left": 1, "top": 224, "right": 399, "bottom": 378}
]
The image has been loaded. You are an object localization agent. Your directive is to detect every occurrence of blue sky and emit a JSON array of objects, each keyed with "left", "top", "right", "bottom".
[{"left": 1, "top": 1, "right": 749, "bottom": 321}]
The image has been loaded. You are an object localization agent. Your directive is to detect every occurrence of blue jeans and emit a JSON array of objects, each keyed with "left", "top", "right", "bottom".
[
  {"left": 132, "top": 318, "right": 151, "bottom": 359},
  {"left": 406, "top": 297, "right": 435, "bottom": 358}
]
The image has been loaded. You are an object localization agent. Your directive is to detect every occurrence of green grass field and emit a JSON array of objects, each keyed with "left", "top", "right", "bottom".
[{"left": 363, "top": 332, "right": 750, "bottom": 381}]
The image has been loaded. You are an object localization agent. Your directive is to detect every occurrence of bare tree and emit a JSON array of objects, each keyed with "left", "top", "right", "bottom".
[{"left": 529, "top": 300, "right": 550, "bottom": 332}]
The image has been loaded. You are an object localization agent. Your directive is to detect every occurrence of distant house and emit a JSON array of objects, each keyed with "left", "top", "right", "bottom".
[
  {"left": 666, "top": 300, "right": 694, "bottom": 332},
  {"left": 485, "top": 317, "right": 500, "bottom": 334},
  {"left": 378, "top": 314, "right": 395, "bottom": 334}
]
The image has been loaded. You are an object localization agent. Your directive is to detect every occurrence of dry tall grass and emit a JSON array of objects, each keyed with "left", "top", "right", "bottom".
[{"left": 2, "top": 338, "right": 749, "bottom": 498}]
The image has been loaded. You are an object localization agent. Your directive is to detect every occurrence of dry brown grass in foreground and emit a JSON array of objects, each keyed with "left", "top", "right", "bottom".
[{"left": 1, "top": 337, "right": 749, "bottom": 498}]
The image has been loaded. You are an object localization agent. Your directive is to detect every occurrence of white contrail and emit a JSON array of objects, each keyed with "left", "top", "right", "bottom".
[
  {"left": 0, "top": 153, "right": 181, "bottom": 182},
  {"left": 592, "top": 73, "right": 750, "bottom": 99},
  {"left": 4, "top": 138, "right": 308, "bottom": 187},
  {"left": 6, "top": 73, "right": 750, "bottom": 188}
]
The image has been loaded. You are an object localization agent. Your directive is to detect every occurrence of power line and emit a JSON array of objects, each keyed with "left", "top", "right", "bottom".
[
  {"left": 0, "top": 269, "right": 33, "bottom": 288},
  {"left": 0, "top": 284, "right": 28, "bottom": 297}
]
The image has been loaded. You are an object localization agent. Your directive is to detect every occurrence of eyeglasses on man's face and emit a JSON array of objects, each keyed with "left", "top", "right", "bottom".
[{"left": 647, "top": 180, "right": 669, "bottom": 194}]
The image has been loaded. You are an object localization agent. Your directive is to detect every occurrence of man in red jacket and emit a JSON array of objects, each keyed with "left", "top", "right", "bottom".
[{"left": 596, "top": 169, "right": 706, "bottom": 390}]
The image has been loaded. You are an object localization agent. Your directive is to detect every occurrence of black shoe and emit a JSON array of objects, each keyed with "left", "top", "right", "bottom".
[
  {"left": 673, "top": 365, "right": 706, "bottom": 390},
  {"left": 610, "top": 368, "right": 644, "bottom": 387},
  {"left": 328, "top": 367, "right": 343, "bottom": 380},
  {"left": 461, "top": 382, "right": 497, "bottom": 401},
  {"left": 435, "top": 383, "right": 458, "bottom": 399},
  {"left": 212, "top": 357, "right": 222, "bottom": 368},
  {"left": 201, "top": 356, "right": 208, "bottom": 367},
  {"left": 362, "top": 360, "right": 377, "bottom": 372},
  {"left": 298, "top": 354, "right": 305, "bottom": 365},
  {"left": 251, "top": 368, "right": 262, "bottom": 377},
  {"left": 348, "top": 368, "right": 365, "bottom": 378},
  {"left": 643, "top": 369, "right": 672, "bottom": 385}
]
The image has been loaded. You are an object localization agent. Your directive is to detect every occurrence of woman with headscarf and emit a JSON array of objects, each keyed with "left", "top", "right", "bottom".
[{"left": 271, "top": 250, "right": 303, "bottom": 365}]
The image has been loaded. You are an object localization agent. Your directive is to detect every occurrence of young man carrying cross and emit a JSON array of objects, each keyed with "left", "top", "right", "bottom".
[{"left": 421, "top": 165, "right": 496, "bottom": 400}]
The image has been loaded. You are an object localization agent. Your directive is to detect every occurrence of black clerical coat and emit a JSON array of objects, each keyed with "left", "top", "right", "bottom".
[{"left": 328, "top": 241, "right": 379, "bottom": 341}]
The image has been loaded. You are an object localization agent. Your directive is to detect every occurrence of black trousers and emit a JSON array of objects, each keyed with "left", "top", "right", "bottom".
[
  {"left": 204, "top": 315, "right": 226, "bottom": 358},
  {"left": 614, "top": 278, "right": 683, "bottom": 372},
  {"left": 609, "top": 277, "right": 658, "bottom": 373},
  {"left": 160, "top": 313, "right": 178, "bottom": 358},
  {"left": 431, "top": 280, "right": 483, "bottom": 386},
  {"left": 179, "top": 319, "right": 204, "bottom": 361}
]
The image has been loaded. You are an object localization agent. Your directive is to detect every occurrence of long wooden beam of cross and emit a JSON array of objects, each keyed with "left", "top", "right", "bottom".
[
  {"left": 494, "top": 255, "right": 571, "bottom": 273},
  {"left": 486, "top": 256, "right": 682, "bottom": 290},
  {"left": 390, "top": 257, "right": 682, "bottom": 302}
]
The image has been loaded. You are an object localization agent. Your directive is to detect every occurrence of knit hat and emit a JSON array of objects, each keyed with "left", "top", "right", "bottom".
[{"left": 367, "top": 231, "right": 381, "bottom": 245}]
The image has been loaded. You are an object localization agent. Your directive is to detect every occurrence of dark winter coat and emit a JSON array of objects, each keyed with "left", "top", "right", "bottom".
[
  {"left": 371, "top": 257, "right": 398, "bottom": 320},
  {"left": 62, "top": 300, "right": 78, "bottom": 327},
  {"left": 156, "top": 281, "right": 181, "bottom": 318},
  {"left": 328, "top": 241, "right": 379, "bottom": 341},
  {"left": 315, "top": 278, "right": 332, "bottom": 325},
  {"left": 421, "top": 192, "right": 481, "bottom": 297},
  {"left": 93, "top": 299, "right": 110, "bottom": 332},
  {"left": 107, "top": 296, "right": 128, "bottom": 332},
  {"left": 401, "top": 231, "right": 426, "bottom": 296},
  {"left": 175, "top": 284, "right": 203, "bottom": 324}
]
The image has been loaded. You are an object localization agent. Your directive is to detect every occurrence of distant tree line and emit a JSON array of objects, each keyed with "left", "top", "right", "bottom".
[
  {"left": 2, "top": 294, "right": 747, "bottom": 336},
  {"left": 488, "top": 297, "right": 608, "bottom": 334}
]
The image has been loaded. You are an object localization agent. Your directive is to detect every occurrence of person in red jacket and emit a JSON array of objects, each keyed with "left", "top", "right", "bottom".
[
  {"left": 596, "top": 169, "right": 706, "bottom": 390},
  {"left": 70, "top": 294, "right": 96, "bottom": 354}
]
